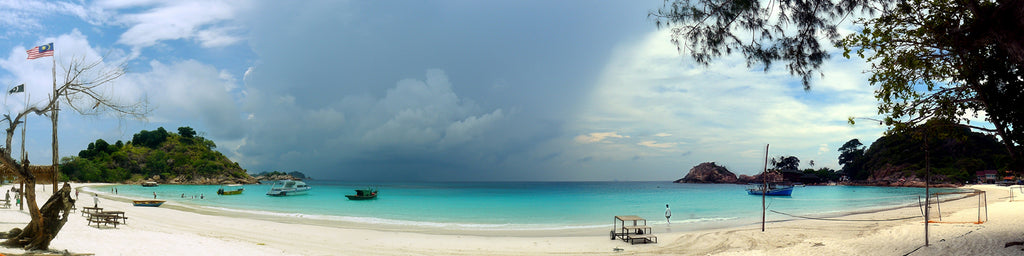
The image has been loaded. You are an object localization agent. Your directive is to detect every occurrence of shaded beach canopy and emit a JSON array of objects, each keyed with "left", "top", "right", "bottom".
[{"left": 0, "top": 165, "right": 55, "bottom": 183}]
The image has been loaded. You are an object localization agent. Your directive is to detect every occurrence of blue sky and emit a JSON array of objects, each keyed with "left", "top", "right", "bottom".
[{"left": 0, "top": 0, "right": 889, "bottom": 181}]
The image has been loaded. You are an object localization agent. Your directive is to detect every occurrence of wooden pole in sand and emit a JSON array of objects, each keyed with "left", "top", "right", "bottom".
[
  {"left": 762, "top": 144, "right": 769, "bottom": 232},
  {"left": 924, "top": 128, "right": 930, "bottom": 247}
]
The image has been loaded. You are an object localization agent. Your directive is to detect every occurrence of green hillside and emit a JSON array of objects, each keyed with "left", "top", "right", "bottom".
[
  {"left": 841, "top": 119, "right": 1012, "bottom": 183},
  {"left": 61, "top": 127, "right": 251, "bottom": 183}
]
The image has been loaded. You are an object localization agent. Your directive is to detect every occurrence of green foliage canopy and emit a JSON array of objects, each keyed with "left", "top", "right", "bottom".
[
  {"left": 651, "top": 0, "right": 1024, "bottom": 170},
  {"left": 770, "top": 156, "right": 801, "bottom": 172},
  {"left": 840, "top": 120, "right": 1009, "bottom": 183},
  {"left": 62, "top": 127, "right": 247, "bottom": 183}
]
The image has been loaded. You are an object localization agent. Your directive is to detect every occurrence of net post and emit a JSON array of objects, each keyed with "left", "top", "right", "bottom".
[{"left": 983, "top": 191, "right": 988, "bottom": 223}]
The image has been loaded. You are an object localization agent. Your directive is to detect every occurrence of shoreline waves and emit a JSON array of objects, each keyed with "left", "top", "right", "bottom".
[
  {"left": 0, "top": 183, "right": 1021, "bottom": 255},
  {"left": 80, "top": 182, "right": 967, "bottom": 236}
]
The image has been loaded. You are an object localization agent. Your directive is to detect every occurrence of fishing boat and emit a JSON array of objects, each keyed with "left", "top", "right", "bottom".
[
  {"left": 345, "top": 188, "right": 378, "bottom": 200},
  {"left": 132, "top": 200, "right": 165, "bottom": 207},
  {"left": 141, "top": 181, "right": 159, "bottom": 187},
  {"left": 746, "top": 183, "right": 794, "bottom": 196},
  {"left": 266, "top": 180, "right": 311, "bottom": 196},
  {"left": 217, "top": 184, "right": 244, "bottom": 195}
]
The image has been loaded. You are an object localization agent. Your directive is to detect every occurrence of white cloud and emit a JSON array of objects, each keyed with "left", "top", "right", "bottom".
[
  {"left": 638, "top": 140, "right": 677, "bottom": 149},
  {"left": 654, "top": 133, "right": 672, "bottom": 137},
  {"left": 0, "top": 1, "right": 109, "bottom": 37},
  {"left": 441, "top": 109, "right": 505, "bottom": 147},
  {"left": 574, "top": 132, "right": 627, "bottom": 144},
  {"left": 0, "top": 29, "right": 151, "bottom": 164},
  {"left": 0, "top": 29, "right": 130, "bottom": 112},
  {"left": 1, "top": 0, "right": 249, "bottom": 59},
  {"left": 569, "top": 30, "right": 887, "bottom": 175},
  {"left": 116, "top": 1, "right": 239, "bottom": 47},
  {"left": 195, "top": 26, "right": 243, "bottom": 48},
  {"left": 118, "top": 59, "right": 245, "bottom": 138}
]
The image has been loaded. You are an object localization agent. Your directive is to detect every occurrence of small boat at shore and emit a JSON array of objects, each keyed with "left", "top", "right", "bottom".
[
  {"left": 217, "top": 184, "right": 244, "bottom": 195},
  {"left": 746, "top": 183, "right": 794, "bottom": 196},
  {"left": 132, "top": 200, "right": 165, "bottom": 207},
  {"left": 345, "top": 188, "right": 378, "bottom": 200},
  {"left": 266, "top": 180, "right": 311, "bottom": 196},
  {"left": 141, "top": 181, "right": 159, "bottom": 187}
]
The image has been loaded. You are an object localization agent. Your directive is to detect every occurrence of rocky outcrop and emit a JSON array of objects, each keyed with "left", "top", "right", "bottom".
[
  {"left": 675, "top": 162, "right": 738, "bottom": 183},
  {"left": 737, "top": 171, "right": 784, "bottom": 184},
  {"left": 841, "top": 163, "right": 961, "bottom": 187}
]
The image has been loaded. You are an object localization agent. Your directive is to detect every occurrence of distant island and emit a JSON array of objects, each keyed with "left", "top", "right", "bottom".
[
  {"left": 60, "top": 126, "right": 307, "bottom": 185},
  {"left": 252, "top": 171, "right": 310, "bottom": 183},
  {"left": 675, "top": 120, "right": 1007, "bottom": 187}
]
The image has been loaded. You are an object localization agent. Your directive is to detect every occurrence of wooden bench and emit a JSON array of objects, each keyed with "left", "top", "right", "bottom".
[{"left": 626, "top": 234, "right": 657, "bottom": 244}]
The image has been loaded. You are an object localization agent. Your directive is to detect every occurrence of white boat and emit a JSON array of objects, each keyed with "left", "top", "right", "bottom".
[{"left": 266, "top": 180, "right": 311, "bottom": 196}]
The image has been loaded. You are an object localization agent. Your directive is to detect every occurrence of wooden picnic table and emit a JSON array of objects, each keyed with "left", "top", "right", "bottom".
[
  {"left": 82, "top": 207, "right": 102, "bottom": 217},
  {"left": 103, "top": 211, "right": 128, "bottom": 224},
  {"left": 87, "top": 213, "right": 120, "bottom": 228}
]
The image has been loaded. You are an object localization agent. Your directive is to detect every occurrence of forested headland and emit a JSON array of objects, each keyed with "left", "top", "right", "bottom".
[
  {"left": 60, "top": 127, "right": 255, "bottom": 184},
  {"left": 676, "top": 120, "right": 1010, "bottom": 186},
  {"left": 839, "top": 120, "right": 1010, "bottom": 185}
]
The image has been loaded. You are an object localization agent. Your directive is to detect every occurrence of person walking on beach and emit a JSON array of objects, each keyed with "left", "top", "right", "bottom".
[
  {"left": 665, "top": 204, "right": 672, "bottom": 224},
  {"left": 93, "top": 193, "right": 99, "bottom": 208}
]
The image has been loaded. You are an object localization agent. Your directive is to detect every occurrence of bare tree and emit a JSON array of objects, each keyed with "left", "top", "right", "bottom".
[{"left": 1, "top": 56, "right": 148, "bottom": 250}]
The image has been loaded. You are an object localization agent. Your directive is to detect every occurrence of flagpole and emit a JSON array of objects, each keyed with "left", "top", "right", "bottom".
[
  {"left": 21, "top": 91, "right": 27, "bottom": 164},
  {"left": 51, "top": 51, "right": 58, "bottom": 193}
]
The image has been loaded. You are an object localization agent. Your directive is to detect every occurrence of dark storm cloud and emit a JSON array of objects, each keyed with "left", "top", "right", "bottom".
[{"left": 233, "top": 1, "right": 660, "bottom": 180}]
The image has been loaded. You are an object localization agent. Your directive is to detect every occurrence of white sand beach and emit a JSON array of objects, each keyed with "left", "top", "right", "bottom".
[{"left": 0, "top": 183, "right": 1022, "bottom": 255}]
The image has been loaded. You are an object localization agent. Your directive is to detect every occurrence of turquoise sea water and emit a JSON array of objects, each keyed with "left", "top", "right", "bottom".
[{"left": 91, "top": 181, "right": 963, "bottom": 231}]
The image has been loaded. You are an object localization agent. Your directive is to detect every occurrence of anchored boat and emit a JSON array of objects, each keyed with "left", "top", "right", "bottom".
[
  {"left": 217, "top": 184, "right": 244, "bottom": 195},
  {"left": 132, "top": 200, "right": 165, "bottom": 207},
  {"left": 746, "top": 183, "right": 794, "bottom": 196},
  {"left": 266, "top": 180, "right": 311, "bottom": 196},
  {"left": 345, "top": 188, "right": 378, "bottom": 200}
]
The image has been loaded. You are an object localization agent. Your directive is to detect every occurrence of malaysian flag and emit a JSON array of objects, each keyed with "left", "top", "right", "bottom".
[{"left": 26, "top": 43, "right": 54, "bottom": 60}]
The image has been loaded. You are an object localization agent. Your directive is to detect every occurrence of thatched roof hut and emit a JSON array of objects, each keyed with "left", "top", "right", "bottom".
[{"left": 0, "top": 164, "right": 56, "bottom": 183}]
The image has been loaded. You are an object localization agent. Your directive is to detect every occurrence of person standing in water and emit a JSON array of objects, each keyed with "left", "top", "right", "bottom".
[{"left": 665, "top": 204, "right": 672, "bottom": 224}]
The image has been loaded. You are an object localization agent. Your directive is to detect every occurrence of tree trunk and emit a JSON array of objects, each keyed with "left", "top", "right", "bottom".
[{"left": 2, "top": 183, "right": 75, "bottom": 250}]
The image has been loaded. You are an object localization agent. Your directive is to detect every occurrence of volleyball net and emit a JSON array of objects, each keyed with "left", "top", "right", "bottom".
[
  {"left": 766, "top": 189, "right": 988, "bottom": 224},
  {"left": 921, "top": 190, "right": 987, "bottom": 224}
]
